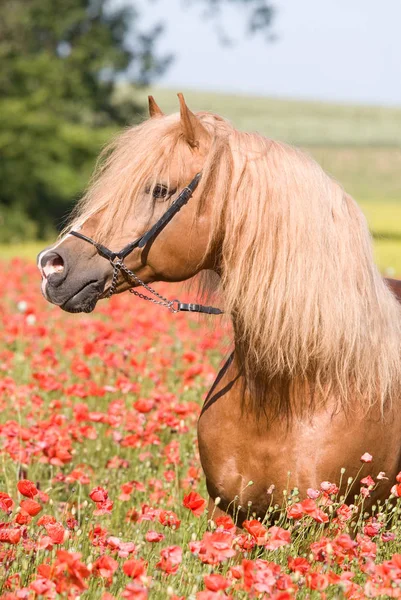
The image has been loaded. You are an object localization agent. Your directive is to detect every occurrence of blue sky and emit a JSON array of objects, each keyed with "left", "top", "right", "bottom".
[{"left": 132, "top": 0, "right": 401, "bottom": 105}]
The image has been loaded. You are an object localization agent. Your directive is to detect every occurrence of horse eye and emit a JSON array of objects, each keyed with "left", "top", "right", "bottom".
[{"left": 152, "top": 184, "right": 169, "bottom": 199}]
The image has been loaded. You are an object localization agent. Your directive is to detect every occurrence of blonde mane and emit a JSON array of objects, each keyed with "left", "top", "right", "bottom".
[
  {"left": 67, "top": 115, "right": 186, "bottom": 240},
  {"left": 68, "top": 111, "right": 401, "bottom": 415}
]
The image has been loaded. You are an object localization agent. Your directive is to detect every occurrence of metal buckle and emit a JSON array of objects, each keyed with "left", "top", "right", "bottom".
[
  {"left": 110, "top": 257, "right": 123, "bottom": 267},
  {"left": 169, "top": 299, "right": 180, "bottom": 313}
]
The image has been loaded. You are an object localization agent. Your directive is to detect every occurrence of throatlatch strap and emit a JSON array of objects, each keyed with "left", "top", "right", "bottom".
[{"left": 177, "top": 302, "right": 223, "bottom": 315}]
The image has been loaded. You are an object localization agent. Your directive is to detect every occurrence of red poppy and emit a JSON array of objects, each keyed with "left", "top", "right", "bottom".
[
  {"left": 243, "top": 520, "right": 269, "bottom": 545},
  {"left": 0, "top": 492, "right": 14, "bottom": 514},
  {"left": 287, "top": 556, "right": 310, "bottom": 574},
  {"left": 229, "top": 565, "right": 243, "bottom": 580},
  {"left": 17, "top": 479, "right": 38, "bottom": 498},
  {"left": 204, "top": 573, "right": 230, "bottom": 591},
  {"left": 145, "top": 531, "right": 165, "bottom": 543},
  {"left": 305, "top": 572, "right": 329, "bottom": 591},
  {"left": 336, "top": 504, "right": 354, "bottom": 521},
  {"left": 265, "top": 526, "right": 291, "bottom": 550},
  {"left": 183, "top": 492, "right": 207, "bottom": 517},
  {"left": 94, "top": 499, "right": 114, "bottom": 515},
  {"left": 158, "top": 510, "right": 181, "bottom": 529},
  {"left": 93, "top": 555, "right": 119, "bottom": 581},
  {"left": 300, "top": 499, "right": 329, "bottom": 523},
  {"left": 20, "top": 498, "right": 42, "bottom": 516},
  {"left": 287, "top": 503, "right": 304, "bottom": 520},
  {"left": 392, "top": 483, "right": 401, "bottom": 497},
  {"left": 30, "top": 577, "right": 56, "bottom": 596},
  {"left": 364, "top": 520, "right": 382, "bottom": 538},
  {"left": 320, "top": 481, "right": 339, "bottom": 495},
  {"left": 0, "top": 528, "right": 21, "bottom": 544},
  {"left": 194, "top": 531, "right": 236, "bottom": 565},
  {"left": 360, "top": 475, "right": 375, "bottom": 487},
  {"left": 123, "top": 558, "right": 147, "bottom": 580},
  {"left": 133, "top": 399, "right": 154, "bottom": 413},
  {"left": 242, "top": 559, "right": 284, "bottom": 595},
  {"left": 37, "top": 514, "right": 56, "bottom": 526},
  {"left": 156, "top": 545, "right": 182, "bottom": 574},
  {"left": 45, "top": 522, "right": 65, "bottom": 544},
  {"left": 15, "top": 511, "right": 31, "bottom": 525},
  {"left": 90, "top": 487, "right": 109, "bottom": 503},
  {"left": 55, "top": 549, "right": 91, "bottom": 591}
]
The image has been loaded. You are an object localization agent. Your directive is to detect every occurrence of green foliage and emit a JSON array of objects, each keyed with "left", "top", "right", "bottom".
[
  {"left": 189, "top": 0, "right": 275, "bottom": 39},
  {"left": 0, "top": 96, "right": 116, "bottom": 239},
  {"left": 0, "top": 205, "right": 38, "bottom": 244},
  {"left": 0, "top": 0, "right": 277, "bottom": 241},
  {"left": 0, "top": 0, "right": 169, "bottom": 239}
]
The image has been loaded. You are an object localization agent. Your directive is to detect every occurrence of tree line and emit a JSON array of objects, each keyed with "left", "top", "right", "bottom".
[{"left": 0, "top": 0, "right": 274, "bottom": 242}]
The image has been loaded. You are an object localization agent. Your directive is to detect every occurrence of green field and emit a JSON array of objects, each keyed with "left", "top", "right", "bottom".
[
  {"left": 135, "top": 88, "right": 401, "bottom": 147},
  {"left": 4, "top": 88, "right": 401, "bottom": 275}
]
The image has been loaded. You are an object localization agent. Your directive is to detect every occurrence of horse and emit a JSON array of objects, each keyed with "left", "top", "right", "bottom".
[{"left": 38, "top": 94, "right": 401, "bottom": 524}]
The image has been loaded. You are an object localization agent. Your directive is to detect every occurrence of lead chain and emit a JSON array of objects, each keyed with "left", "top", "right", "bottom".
[
  {"left": 108, "top": 265, "right": 120, "bottom": 298},
  {"left": 111, "top": 260, "right": 178, "bottom": 312}
]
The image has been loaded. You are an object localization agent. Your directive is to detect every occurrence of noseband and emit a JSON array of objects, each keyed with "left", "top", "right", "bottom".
[{"left": 70, "top": 173, "right": 223, "bottom": 316}]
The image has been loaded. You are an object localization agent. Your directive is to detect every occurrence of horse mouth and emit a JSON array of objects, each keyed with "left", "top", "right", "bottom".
[
  {"left": 61, "top": 281, "right": 102, "bottom": 313},
  {"left": 98, "top": 279, "right": 139, "bottom": 299}
]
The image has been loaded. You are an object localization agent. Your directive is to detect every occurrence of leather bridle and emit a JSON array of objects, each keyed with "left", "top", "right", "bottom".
[{"left": 70, "top": 172, "right": 223, "bottom": 316}]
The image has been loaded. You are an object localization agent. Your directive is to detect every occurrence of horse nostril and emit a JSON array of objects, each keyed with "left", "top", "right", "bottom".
[{"left": 42, "top": 253, "right": 65, "bottom": 278}]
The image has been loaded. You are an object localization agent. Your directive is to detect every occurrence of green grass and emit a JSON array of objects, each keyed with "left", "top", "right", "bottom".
[{"left": 310, "top": 147, "right": 401, "bottom": 203}]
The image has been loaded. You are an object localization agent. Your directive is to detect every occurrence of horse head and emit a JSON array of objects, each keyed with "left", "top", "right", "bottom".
[{"left": 38, "top": 94, "right": 220, "bottom": 313}]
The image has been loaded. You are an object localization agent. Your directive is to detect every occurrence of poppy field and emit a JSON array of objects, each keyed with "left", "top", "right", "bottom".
[{"left": 2, "top": 258, "right": 401, "bottom": 599}]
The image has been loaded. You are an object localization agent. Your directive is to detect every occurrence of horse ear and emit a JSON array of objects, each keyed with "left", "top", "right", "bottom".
[
  {"left": 148, "top": 95, "right": 164, "bottom": 118},
  {"left": 178, "top": 93, "right": 209, "bottom": 148}
]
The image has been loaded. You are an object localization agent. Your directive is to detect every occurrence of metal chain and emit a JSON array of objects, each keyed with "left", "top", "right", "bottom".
[
  {"left": 108, "top": 260, "right": 178, "bottom": 312},
  {"left": 107, "top": 264, "right": 120, "bottom": 299}
]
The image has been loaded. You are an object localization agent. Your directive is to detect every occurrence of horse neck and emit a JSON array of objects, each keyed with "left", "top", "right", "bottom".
[{"left": 230, "top": 319, "right": 311, "bottom": 420}]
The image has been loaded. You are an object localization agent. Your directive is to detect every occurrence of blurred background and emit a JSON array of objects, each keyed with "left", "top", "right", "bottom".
[{"left": 1, "top": 0, "right": 400, "bottom": 275}]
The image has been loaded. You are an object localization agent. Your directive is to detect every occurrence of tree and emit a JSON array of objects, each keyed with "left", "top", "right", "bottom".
[
  {"left": 0, "top": 0, "right": 170, "bottom": 240},
  {"left": 0, "top": 0, "right": 274, "bottom": 241},
  {"left": 190, "top": 0, "right": 275, "bottom": 39}
]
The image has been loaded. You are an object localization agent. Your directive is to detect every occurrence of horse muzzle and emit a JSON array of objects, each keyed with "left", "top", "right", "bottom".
[{"left": 38, "top": 244, "right": 107, "bottom": 313}]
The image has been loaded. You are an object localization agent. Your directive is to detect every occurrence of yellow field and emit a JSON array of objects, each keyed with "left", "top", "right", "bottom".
[{"left": 359, "top": 201, "right": 401, "bottom": 276}]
